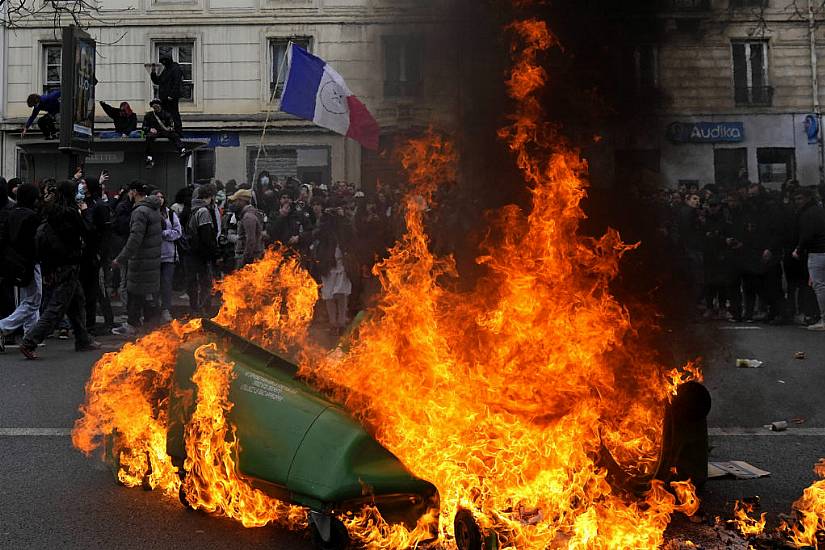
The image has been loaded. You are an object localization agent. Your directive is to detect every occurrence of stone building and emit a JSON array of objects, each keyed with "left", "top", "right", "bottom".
[
  {"left": 0, "top": 0, "right": 460, "bottom": 190},
  {"left": 596, "top": 0, "right": 825, "bottom": 189}
]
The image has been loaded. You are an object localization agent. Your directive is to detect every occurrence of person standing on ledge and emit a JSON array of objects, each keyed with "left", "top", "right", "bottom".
[
  {"left": 22, "top": 89, "right": 61, "bottom": 139},
  {"left": 150, "top": 55, "right": 183, "bottom": 134}
]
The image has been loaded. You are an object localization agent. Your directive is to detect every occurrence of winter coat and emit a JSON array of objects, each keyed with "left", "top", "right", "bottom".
[
  {"left": 151, "top": 61, "right": 183, "bottom": 100},
  {"left": 160, "top": 209, "right": 182, "bottom": 263},
  {"left": 142, "top": 110, "right": 176, "bottom": 134},
  {"left": 100, "top": 102, "right": 137, "bottom": 135},
  {"left": 116, "top": 195, "right": 162, "bottom": 295},
  {"left": 235, "top": 204, "right": 264, "bottom": 265},
  {"left": 796, "top": 201, "right": 825, "bottom": 254}
]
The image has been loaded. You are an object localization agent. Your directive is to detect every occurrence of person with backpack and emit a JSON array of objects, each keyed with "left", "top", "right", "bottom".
[
  {"left": 0, "top": 183, "right": 41, "bottom": 352},
  {"left": 186, "top": 183, "right": 218, "bottom": 316},
  {"left": 19, "top": 180, "right": 99, "bottom": 359},
  {"left": 111, "top": 181, "right": 162, "bottom": 336}
]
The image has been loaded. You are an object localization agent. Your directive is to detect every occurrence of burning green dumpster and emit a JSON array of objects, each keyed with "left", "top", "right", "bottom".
[{"left": 166, "top": 319, "right": 439, "bottom": 548}]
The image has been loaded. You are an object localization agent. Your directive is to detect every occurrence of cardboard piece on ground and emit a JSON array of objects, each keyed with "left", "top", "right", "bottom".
[{"left": 708, "top": 461, "right": 771, "bottom": 480}]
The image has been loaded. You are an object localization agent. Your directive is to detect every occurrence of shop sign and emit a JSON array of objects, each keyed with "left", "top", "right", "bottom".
[
  {"left": 182, "top": 132, "right": 240, "bottom": 148},
  {"left": 667, "top": 122, "right": 744, "bottom": 143}
]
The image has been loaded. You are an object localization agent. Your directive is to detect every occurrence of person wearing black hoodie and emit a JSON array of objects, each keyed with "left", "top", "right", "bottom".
[
  {"left": 150, "top": 55, "right": 183, "bottom": 134},
  {"left": 0, "top": 183, "right": 41, "bottom": 352},
  {"left": 19, "top": 180, "right": 99, "bottom": 359},
  {"left": 81, "top": 176, "right": 114, "bottom": 334},
  {"left": 793, "top": 187, "right": 825, "bottom": 330}
]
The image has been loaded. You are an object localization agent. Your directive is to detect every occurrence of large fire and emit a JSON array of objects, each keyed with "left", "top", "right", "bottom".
[{"left": 71, "top": 12, "right": 715, "bottom": 550}]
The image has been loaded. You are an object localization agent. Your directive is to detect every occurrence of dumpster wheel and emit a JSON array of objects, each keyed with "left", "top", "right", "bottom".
[
  {"left": 309, "top": 512, "right": 349, "bottom": 550},
  {"left": 454, "top": 509, "right": 482, "bottom": 550}
]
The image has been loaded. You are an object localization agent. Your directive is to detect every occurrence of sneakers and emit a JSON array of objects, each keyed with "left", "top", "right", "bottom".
[
  {"left": 76, "top": 341, "right": 102, "bottom": 352},
  {"left": 806, "top": 320, "right": 825, "bottom": 331},
  {"left": 145, "top": 156, "right": 154, "bottom": 169},
  {"left": 111, "top": 323, "right": 138, "bottom": 337},
  {"left": 19, "top": 344, "right": 38, "bottom": 360},
  {"left": 179, "top": 148, "right": 188, "bottom": 158},
  {"left": 57, "top": 328, "right": 69, "bottom": 340},
  {"left": 161, "top": 309, "right": 173, "bottom": 322}
]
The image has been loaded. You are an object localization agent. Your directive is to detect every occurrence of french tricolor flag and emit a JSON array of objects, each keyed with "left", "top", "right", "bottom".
[{"left": 280, "top": 44, "right": 380, "bottom": 150}]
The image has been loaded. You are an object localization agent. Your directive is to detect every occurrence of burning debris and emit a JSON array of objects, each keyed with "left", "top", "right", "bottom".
[{"left": 68, "top": 10, "right": 738, "bottom": 550}]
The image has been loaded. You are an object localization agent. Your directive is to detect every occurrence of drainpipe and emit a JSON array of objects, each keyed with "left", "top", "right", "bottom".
[{"left": 810, "top": 0, "right": 825, "bottom": 184}]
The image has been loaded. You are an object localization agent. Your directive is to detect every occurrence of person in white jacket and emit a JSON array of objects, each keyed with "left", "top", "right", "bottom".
[{"left": 152, "top": 190, "right": 182, "bottom": 322}]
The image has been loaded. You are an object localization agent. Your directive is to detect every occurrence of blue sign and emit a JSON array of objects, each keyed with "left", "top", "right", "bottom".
[
  {"left": 182, "top": 132, "right": 240, "bottom": 148},
  {"left": 667, "top": 122, "right": 745, "bottom": 143},
  {"left": 805, "top": 114, "right": 819, "bottom": 145}
]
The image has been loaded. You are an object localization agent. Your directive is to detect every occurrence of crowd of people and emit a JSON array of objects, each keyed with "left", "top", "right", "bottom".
[
  {"left": 643, "top": 179, "right": 825, "bottom": 328},
  {"left": 0, "top": 171, "right": 404, "bottom": 359}
]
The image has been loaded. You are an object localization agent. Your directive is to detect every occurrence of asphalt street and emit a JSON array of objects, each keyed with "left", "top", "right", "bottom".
[{"left": 0, "top": 320, "right": 823, "bottom": 548}]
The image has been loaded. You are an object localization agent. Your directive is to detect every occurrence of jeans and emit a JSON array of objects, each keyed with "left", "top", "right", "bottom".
[
  {"left": 99, "top": 130, "right": 142, "bottom": 139},
  {"left": 807, "top": 253, "right": 825, "bottom": 321},
  {"left": 23, "top": 265, "right": 91, "bottom": 348},
  {"left": 0, "top": 264, "right": 42, "bottom": 335},
  {"left": 160, "top": 262, "right": 175, "bottom": 311},
  {"left": 37, "top": 114, "right": 57, "bottom": 137}
]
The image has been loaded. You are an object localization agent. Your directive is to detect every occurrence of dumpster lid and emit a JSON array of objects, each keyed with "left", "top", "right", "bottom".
[{"left": 201, "top": 318, "right": 299, "bottom": 376}]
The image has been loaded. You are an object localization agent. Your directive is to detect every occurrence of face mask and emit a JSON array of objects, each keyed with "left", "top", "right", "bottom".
[
  {"left": 75, "top": 187, "right": 86, "bottom": 203},
  {"left": 260, "top": 176, "right": 270, "bottom": 186}
]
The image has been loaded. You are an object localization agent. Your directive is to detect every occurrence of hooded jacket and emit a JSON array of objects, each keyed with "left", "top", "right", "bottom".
[
  {"left": 235, "top": 204, "right": 264, "bottom": 265},
  {"left": 116, "top": 195, "right": 162, "bottom": 294},
  {"left": 150, "top": 60, "right": 183, "bottom": 100},
  {"left": 100, "top": 101, "right": 137, "bottom": 135},
  {"left": 160, "top": 209, "right": 182, "bottom": 263}
]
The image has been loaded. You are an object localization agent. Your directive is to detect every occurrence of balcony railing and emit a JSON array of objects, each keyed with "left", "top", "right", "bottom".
[{"left": 735, "top": 86, "right": 774, "bottom": 106}]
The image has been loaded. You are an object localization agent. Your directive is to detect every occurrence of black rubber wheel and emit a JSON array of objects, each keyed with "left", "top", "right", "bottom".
[
  {"left": 310, "top": 516, "right": 349, "bottom": 550},
  {"left": 454, "top": 509, "right": 482, "bottom": 550}
]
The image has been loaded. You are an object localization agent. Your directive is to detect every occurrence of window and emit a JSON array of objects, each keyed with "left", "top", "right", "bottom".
[
  {"left": 714, "top": 148, "right": 748, "bottom": 185},
  {"left": 269, "top": 37, "right": 312, "bottom": 98},
  {"left": 757, "top": 147, "right": 795, "bottom": 184},
  {"left": 154, "top": 42, "right": 194, "bottom": 102},
  {"left": 732, "top": 41, "right": 771, "bottom": 106},
  {"left": 43, "top": 44, "right": 61, "bottom": 94},
  {"left": 247, "top": 146, "right": 330, "bottom": 188},
  {"left": 194, "top": 149, "right": 216, "bottom": 181},
  {"left": 383, "top": 36, "right": 422, "bottom": 98},
  {"left": 634, "top": 44, "right": 658, "bottom": 93}
]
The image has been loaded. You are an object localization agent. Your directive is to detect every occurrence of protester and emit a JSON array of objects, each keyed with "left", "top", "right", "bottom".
[
  {"left": 153, "top": 189, "right": 181, "bottom": 322},
  {"left": 111, "top": 181, "right": 162, "bottom": 336},
  {"left": 150, "top": 55, "right": 184, "bottom": 134},
  {"left": 792, "top": 187, "right": 825, "bottom": 331},
  {"left": 142, "top": 98, "right": 186, "bottom": 169},
  {"left": 99, "top": 101, "right": 139, "bottom": 137},
  {"left": 80, "top": 175, "right": 115, "bottom": 334},
  {"left": 315, "top": 206, "right": 355, "bottom": 334},
  {"left": 22, "top": 90, "right": 60, "bottom": 139},
  {"left": 0, "top": 183, "right": 41, "bottom": 352},
  {"left": 186, "top": 184, "right": 218, "bottom": 316},
  {"left": 228, "top": 189, "right": 264, "bottom": 268},
  {"left": 19, "top": 180, "right": 99, "bottom": 359}
]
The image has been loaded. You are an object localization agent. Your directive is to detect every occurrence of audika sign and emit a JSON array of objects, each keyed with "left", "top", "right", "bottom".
[{"left": 666, "top": 122, "right": 745, "bottom": 144}]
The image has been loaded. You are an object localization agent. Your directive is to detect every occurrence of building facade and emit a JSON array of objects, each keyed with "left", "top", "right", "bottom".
[
  {"left": 0, "top": 0, "right": 460, "bottom": 189},
  {"left": 595, "top": 0, "right": 825, "bottom": 189}
]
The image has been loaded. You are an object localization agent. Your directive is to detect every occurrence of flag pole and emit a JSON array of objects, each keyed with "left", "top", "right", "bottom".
[{"left": 253, "top": 40, "right": 293, "bottom": 188}]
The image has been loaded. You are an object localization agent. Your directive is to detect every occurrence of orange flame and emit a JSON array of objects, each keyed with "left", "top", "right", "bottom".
[
  {"left": 72, "top": 319, "right": 201, "bottom": 493},
  {"left": 179, "top": 343, "right": 308, "bottom": 529},
  {"left": 304, "top": 17, "right": 700, "bottom": 548},
  {"left": 786, "top": 459, "right": 825, "bottom": 547},
  {"left": 732, "top": 500, "right": 767, "bottom": 537}
]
